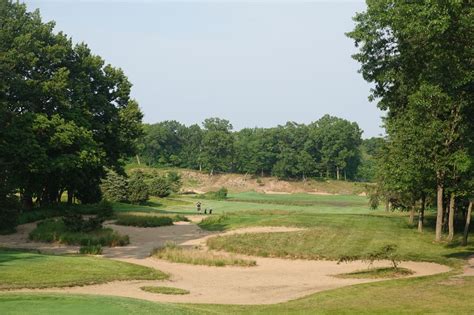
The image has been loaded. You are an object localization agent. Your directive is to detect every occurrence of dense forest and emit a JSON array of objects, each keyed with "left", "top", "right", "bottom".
[{"left": 136, "top": 116, "right": 380, "bottom": 181}]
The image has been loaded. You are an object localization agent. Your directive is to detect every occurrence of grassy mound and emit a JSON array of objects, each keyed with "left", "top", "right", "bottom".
[
  {"left": 204, "top": 212, "right": 472, "bottom": 266},
  {"left": 336, "top": 267, "right": 414, "bottom": 279},
  {"left": 29, "top": 219, "right": 129, "bottom": 247},
  {"left": 140, "top": 286, "right": 190, "bottom": 295},
  {"left": 115, "top": 214, "right": 174, "bottom": 227},
  {"left": 152, "top": 244, "right": 256, "bottom": 267},
  {"left": 0, "top": 249, "right": 167, "bottom": 289}
]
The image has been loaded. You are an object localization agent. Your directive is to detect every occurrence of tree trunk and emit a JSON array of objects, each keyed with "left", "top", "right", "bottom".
[
  {"left": 418, "top": 195, "right": 425, "bottom": 233},
  {"left": 462, "top": 201, "right": 473, "bottom": 246},
  {"left": 67, "top": 190, "right": 74, "bottom": 205},
  {"left": 336, "top": 167, "right": 340, "bottom": 180},
  {"left": 21, "top": 191, "right": 33, "bottom": 211},
  {"left": 344, "top": 170, "right": 347, "bottom": 181},
  {"left": 435, "top": 184, "right": 444, "bottom": 242},
  {"left": 409, "top": 205, "right": 415, "bottom": 225},
  {"left": 136, "top": 155, "right": 141, "bottom": 165},
  {"left": 447, "top": 192, "right": 455, "bottom": 242},
  {"left": 385, "top": 199, "right": 390, "bottom": 212}
]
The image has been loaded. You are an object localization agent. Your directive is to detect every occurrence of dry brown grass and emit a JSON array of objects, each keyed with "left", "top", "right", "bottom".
[{"left": 152, "top": 243, "right": 256, "bottom": 267}]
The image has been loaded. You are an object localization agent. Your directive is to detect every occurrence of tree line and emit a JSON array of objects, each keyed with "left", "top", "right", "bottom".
[
  {"left": 349, "top": 0, "right": 473, "bottom": 242},
  {"left": 0, "top": 1, "right": 142, "bottom": 229},
  {"left": 137, "top": 115, "right": 367, "bottom": 180}
]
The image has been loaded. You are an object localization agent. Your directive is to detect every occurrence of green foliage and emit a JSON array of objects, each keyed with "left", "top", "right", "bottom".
[
  {"left": 97, "top": 200, "right": 114, "bottom": 219},
  {"left": 127, "top": 171, "right": 149, "bottom": 204},
  {"left": 338, "top": 244, "right": 401, "bottom": 270},
  {"left": 202, "top": 187, "right": 228, "bottom": 200},
  {"left": 166, "top": 171, "right": 183, "bottom": 193},
  {"left": 62, "top": 213, "right": 104, "bottom": 233},
  {"left": 348, "top": 0, "right": 474, "bottom": 241},
  {"left": 0, "top": 196, "right": 20, "bottom": 234},
  {"left": 115, "top": 214, "right": 173, "bottom": 227},
  {"left": 79, "top": 244, "right": 103, "bottom": 255},
  {"left": 101, "top": 171, "right": 129, "bottom": 203},
  {"left": 149, "top": 176, "right": 172, "bottom": 198},
  {"left": 137, "top": 116, "right": 363, "bottom": 180},
  {"left": 0, "top": 1, "right": 143, "bottom": 211},
  {"left": 29, "top": 219, "right": 129, "bottom": 247}
]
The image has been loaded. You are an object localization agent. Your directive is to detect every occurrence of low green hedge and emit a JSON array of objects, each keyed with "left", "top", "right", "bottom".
[
  {"left": 29, "top": 219, "right": 129, "bottom": 247},
  {"left": 115, "top": 215, "right": 174, "bottom": 228}
]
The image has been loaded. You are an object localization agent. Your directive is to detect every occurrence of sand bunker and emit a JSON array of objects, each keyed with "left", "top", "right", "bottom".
[{"left": 1, "top": 222, "right": 453, "bottom": 305}]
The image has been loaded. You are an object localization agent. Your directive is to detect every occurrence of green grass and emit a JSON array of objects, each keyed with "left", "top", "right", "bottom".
[
  {"left": 152, "top": 244, "right": 256, "bottom": 267},
  {"left": 204, "top": 212, "right": 472, "bottom": 266},
  {"left": 0, "top": 249, "right": 167, "bottom": 289},
  {"left": 112, "top": 192, "right": 372, "bottom": 216},
  {"left": 336, "top": 267, "right": 414, "bottom": 279},
  {"left": 0, "top": 294, "right": 197, "bottom": 315},
  {"left": 29, "top": 219, "right": 129, "bottom": 247},
  {"left": 3, "top": 275, "right": 474, "bottom": 314},
  {"left": 140, "top": 286, "right": 190, "bottom": 295},
  {"left": 115, "top": 214, "right": 174, "bottom": 227}
]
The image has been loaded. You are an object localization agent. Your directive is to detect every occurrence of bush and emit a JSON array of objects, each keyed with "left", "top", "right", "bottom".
[
  {"left": 100, "top": 170, "right": 128, "bottom": 202},
  {"left": 202, "top": 187, "right": 228, "bottom": 200},
  {"left": 166, "top": 171, "right": 182, "bottom": 193},
  {"left": 128, "top": 171, "right": 149, "bottom": 204},
  {"left": 115, "top": 214, "right": 173, "bottom": 228},
  {"left": 149, "top": 176, "right": 171, "bottom": 198},
  {"left": 0, "top": 195, "right": 20, "bottom": 234},
  {"left": 63, "top": 212, "right": 104, "bottom": 233},
  {"left": 97, "top": 200, "right": 114, "bottom": 219},
  {"left": 29, "top": 218, "right": 129, "bottom": 247},
  {"left": 79, "top": 244, "right": 103, "bottom": 255},
  {"left": 172, "top": 214, "right": 189, "bottom": 222}
]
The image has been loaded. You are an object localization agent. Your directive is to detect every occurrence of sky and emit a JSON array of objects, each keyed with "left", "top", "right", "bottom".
[{"left": 24, "top": 0, "right": 384, "bottom": 138}]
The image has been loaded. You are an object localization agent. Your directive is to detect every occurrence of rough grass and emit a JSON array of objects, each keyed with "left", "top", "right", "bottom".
[
  {"left": 140, "top": 286, "right": 190, "bottom": 295},
  {"left": 29, "top": 219, "right": 129, "bottom": 247},
  {"left": 335, "top": 267, "right": 414, "bottom": 279},
  {"left": 115, "top": 214, "right": 174, "bottom": 227},
  {"left": 0, "top": 249, "right": 167, "bottom": 289},
  {"left": 152, "top": 244, "right": 256, "bottom": 267},
  {"left": 202, "top": 209, "right": 474, "bottom": 267}
]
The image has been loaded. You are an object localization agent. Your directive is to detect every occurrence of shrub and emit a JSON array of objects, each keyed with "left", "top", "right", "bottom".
[
  {"left": 166, "top": 171, "right": 182, "bottom": 193},
  {"left": 63, "top": 212, "right": 104, "bottom": 233},
  {"left": 128, "top": 171, "right": 149, "bottom": 204},
  {"left": 97, "top": 200, "right": 114, "bottom": 219},
  {"left": 100, "top": 170, "right": 128, "bottom": 202},
  {"left": 0, "top": 195, "right": 20, "bottom": 234},
  {"left": 202, "top": 187, "right": 228, "bottom": 200},
  {"left": 149, "top": 176, "right": 171, "bottom": 198},
  {"left": 338, "top": 244, "right": 401, "bottom": 270},
  {"left": 115, "top": 215, "right": 173, "bottom": 228},
  {"left": 29, "top": 218, "right": 129, "bottom": 247},
  {"left": 172, "top": 214, "right": 189, "bottom": 222},
  {"left": 79, "top": 244, "right": 103, "bottom": 255}
]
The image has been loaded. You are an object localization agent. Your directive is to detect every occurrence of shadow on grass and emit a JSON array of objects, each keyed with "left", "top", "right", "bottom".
[{"left": 0, "top": 248, "right": 43, "bottom": 266}]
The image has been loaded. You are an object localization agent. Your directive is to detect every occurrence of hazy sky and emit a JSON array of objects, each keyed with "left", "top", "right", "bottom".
[{"left": 25, "top": 0, "right": 384, "bottom": 138}]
